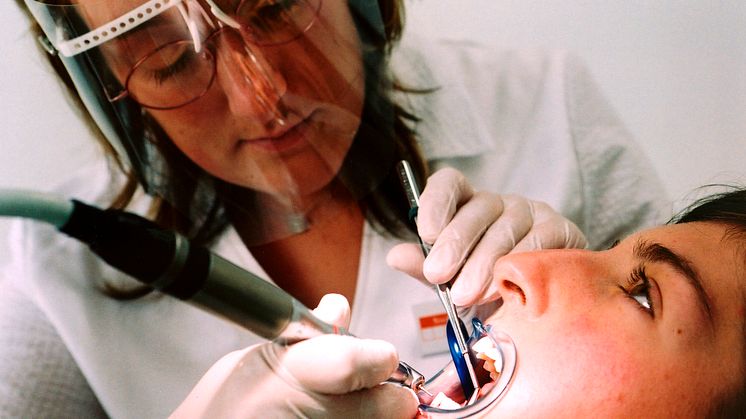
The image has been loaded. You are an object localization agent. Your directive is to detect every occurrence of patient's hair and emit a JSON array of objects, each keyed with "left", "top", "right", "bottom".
[{"left": 669, "top": 186, "right": 746, "bottom": 418}]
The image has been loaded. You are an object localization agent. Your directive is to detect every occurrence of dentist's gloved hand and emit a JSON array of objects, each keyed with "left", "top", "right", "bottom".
[
  {"left": 387, "top": 167, "right": 586, "bottom": 306},
  {"left": 170, "top": 294, "right": 419, "bottom": 419}
]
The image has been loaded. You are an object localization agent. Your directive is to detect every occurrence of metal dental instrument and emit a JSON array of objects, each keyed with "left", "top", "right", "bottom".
[
  {"left": 396, "top": 161, "right": 481, "bottom": 400},
  {"left": 0, "top": 189, "right": 426, "bottom": 393}
]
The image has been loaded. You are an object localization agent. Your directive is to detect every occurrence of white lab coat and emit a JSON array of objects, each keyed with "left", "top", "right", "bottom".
[{"left": 0, "top": 37, "right": 669, "bottom": 419}]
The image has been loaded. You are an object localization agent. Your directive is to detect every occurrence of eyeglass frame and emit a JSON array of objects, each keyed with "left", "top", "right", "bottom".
[{"left": 49, "top": 0, "right": 323, "bottom": 110}]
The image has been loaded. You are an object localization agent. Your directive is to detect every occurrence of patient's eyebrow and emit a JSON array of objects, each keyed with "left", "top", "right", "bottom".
[{"left": 634, "top": 238, "right": 714, "bottom": 326}]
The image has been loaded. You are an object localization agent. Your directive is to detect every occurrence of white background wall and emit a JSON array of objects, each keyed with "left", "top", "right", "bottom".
[
  {"left": 1, "top": 1, "right": 745, "bottom": 255},
  {"left": 402, "top": 0, "right": 746, "bottom": 203}
]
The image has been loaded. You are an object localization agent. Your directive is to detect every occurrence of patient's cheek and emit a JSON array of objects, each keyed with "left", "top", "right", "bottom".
[{"left": 542, "top": 327, "right": 642, "bottom": 400}]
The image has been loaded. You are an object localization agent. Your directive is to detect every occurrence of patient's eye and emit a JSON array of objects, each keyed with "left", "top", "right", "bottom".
[{"left": 625, "top": 265, "right": 655, "bottom": 317}]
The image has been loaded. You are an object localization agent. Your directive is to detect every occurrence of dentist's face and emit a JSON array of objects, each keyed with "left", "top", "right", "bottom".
[
  {"left": 86, "top": 0, "right": 364, "bottom": 203},
  {"left": 481, "top": 221, "right": 744, "bottom": 418}
]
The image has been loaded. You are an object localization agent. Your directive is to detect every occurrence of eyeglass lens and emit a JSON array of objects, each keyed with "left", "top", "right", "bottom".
[
  {"left": 234, "top": 0, "right": 321, "bottom": 45},
  {"left": 123, "top": 0, "right": 321, "bottom": 109}
]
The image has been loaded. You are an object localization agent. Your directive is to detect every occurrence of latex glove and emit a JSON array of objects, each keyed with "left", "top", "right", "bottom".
[
  {"left": 387, "top": 167, "right": 586, "bottom": 306},
  {"left": 170, "top": 294, "right": 419, "bottom": 419}
]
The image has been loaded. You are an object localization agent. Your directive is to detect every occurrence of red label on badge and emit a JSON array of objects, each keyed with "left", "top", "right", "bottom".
[
  {"left": 413, "top": 301, "right": 450, "bottom": 355},
  {"left": 419, "top": 313, "right": 448, "bottom": 329}
]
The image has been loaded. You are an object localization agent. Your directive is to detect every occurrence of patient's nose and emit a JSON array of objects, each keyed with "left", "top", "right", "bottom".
[{"left": 492, "top": 249, "right": 592, "bottom": 318}]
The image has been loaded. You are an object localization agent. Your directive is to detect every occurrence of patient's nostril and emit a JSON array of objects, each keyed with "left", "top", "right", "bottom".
[{"left": 502, "top": 280, "right": 526, "bottom": 305}]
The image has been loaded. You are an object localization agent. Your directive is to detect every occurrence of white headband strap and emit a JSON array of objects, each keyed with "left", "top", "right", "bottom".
[
  {"left": 205, "top": 0, "right": 241, "bottom": 29},
  {"left": 56, "top": 0, "right": 184, "bottom": 57}
]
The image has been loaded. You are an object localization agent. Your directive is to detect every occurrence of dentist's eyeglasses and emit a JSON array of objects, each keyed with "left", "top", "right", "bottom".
[{"left": 111, "top": 0, "right": 322, "bottom": 110}]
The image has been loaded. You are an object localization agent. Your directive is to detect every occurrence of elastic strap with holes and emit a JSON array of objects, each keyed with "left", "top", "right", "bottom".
[{"left": 56, "top": 0, "right": 183, "bottom": 57}]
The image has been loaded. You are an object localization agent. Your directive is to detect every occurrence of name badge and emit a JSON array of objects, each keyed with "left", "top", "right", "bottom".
[{"left": 412, "top": 300, "right": 449, "bottom": 356}]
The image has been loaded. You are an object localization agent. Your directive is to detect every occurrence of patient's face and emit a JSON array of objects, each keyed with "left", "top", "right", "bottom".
[{"left": 482, "top": 221, "right": 744, "bottom": 417}]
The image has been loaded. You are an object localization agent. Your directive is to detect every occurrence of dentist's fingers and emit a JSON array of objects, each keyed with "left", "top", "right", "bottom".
[
  {"left": 173, "top": 320, "right": 418, "bottom": 418},
  {"left": 386, "top": 243, "right": 426, "bottom": 283},
  {"left": 388, "top": 167, "right": 587, "bottom": 309},
  {"left": 312, "top": 293, "right": 352, "bottom": 329},
  {"left": 386, "top": 191, "right": 505, "bottom": 286},
  {"left": 283, "top": 334, "right": 401, "bottom": 394},
  {"left": 447, "top": 195, "right": 533, "bottom": 305},
  {"left": 416, "top": 167, "right": 474, "bottom": 244},
  {"left": 450, "top": 196, "right": 587, "bottom": 305},
  {"left": 511, "top": 200, "right": 587, "bottom": 253},
  {"left": 421, "top": 191, "right": 504, "bottom": 284}
]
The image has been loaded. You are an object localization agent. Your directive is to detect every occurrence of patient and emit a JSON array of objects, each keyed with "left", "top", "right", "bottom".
[
  {"left": 173, "top": 186, "right": 746, "bottom": 418},
  {"left": 468, "top": 185, "right": 746, "bottom": 417}
]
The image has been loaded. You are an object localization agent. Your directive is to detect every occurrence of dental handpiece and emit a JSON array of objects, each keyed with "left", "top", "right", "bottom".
[{"left": 0, "top": 190, "right": 425, "bottom": 392}]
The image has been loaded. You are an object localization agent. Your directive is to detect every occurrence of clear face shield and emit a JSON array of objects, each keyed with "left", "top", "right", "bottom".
[{"left": 26, "top": 0, "right": 399, "bottom": 244}]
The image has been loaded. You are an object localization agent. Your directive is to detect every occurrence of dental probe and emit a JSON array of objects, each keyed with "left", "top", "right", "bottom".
[
  {"left": 0, "top": 189, "right": 426, "bottom": 393},
  {"left": 396, "top": 161, "right": 481, "bottom": 399}
]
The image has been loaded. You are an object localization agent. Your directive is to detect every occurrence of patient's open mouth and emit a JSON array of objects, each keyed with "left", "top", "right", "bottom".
[{"left": 416, "top": 319, "right": 517, "bottom": 418}]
